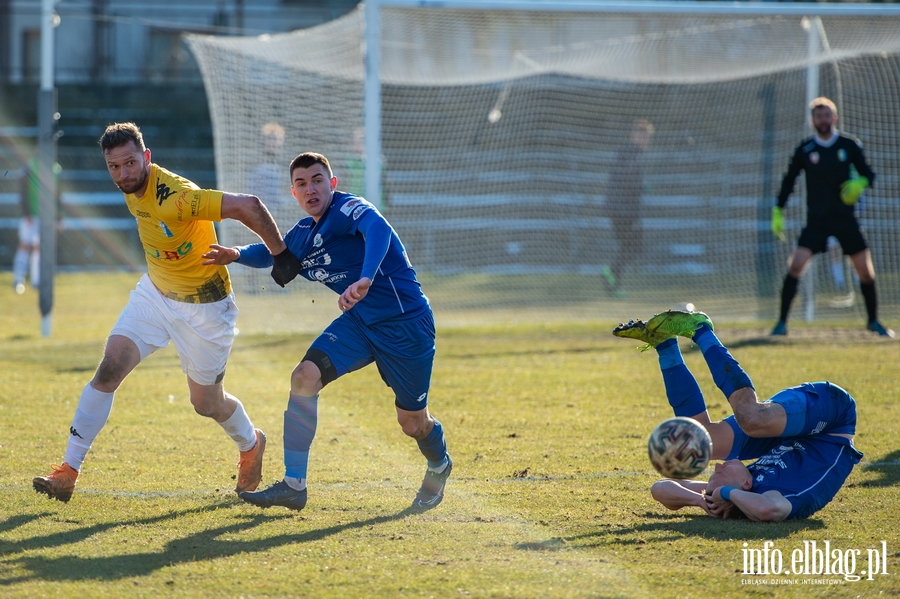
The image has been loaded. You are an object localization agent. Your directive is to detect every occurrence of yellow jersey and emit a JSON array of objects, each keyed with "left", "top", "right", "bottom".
[{"left": 124, "top": 163, "right": 231, "bottom": 303}]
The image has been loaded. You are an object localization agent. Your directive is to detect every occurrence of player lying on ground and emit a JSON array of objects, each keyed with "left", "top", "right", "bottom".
[
  {"left": 613, "top": 310, "right": 863, "bottom": 522},
  {"left": 202, "top": 152, "right": 451, "bottom": 512}
]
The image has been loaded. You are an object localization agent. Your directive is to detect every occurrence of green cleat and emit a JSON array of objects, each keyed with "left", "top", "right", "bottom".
[
  {"left": 645, "top": 310, "right": 713, "bottom": 340},
  {"left": 612, "top": 318, "right": 675, "bottom": 352}
]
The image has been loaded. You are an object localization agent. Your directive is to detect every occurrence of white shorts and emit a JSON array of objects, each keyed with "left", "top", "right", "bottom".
[
  {"left": 18, "top": 217, "right": 39, "bottom": 246},
  {"left": 111, "top": 274, "right": 238, "bottom": 386}
]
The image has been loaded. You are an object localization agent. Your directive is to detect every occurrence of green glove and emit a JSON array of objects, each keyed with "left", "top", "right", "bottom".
[
  {"left": 840, "top": 176, "right": 869, "bottom": 206},
  {"left": 771, "top": 206, "right": 785, "bottom": 242}
]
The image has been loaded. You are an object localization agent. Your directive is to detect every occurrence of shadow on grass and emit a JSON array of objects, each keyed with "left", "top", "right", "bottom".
[
  {"left": 855, "top": 450, "right": 900, "bottom": 488},
  {"left": 526, "top": 512, "right": 825, "bottom": 550},
  {"left": 1, "top": 503, "right": 420, "bottom": 584}
]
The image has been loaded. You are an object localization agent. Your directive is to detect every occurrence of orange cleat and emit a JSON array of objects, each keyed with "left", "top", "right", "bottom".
[
  {"left": 235, "top": 429, "right": 267, "bottom": 493},
  {"left": 33, "top": 463, "right": 79, "bottom": 503}
]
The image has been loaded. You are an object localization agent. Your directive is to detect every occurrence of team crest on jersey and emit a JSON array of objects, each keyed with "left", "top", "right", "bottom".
[
  {"left": 837, "top": 149, "right": 847, "bottom": 162},
  {"left": 809, "top": 152, "right": 819, "bottom": 165},
  {"left": 313, "top": 234, "right": 323, "bottom": 248},
  {"left": 340, "top": 199, "right": 362, "bottom": 216},
  {"left": 311, "top": 268, "right": 330, "bottom": 281}
]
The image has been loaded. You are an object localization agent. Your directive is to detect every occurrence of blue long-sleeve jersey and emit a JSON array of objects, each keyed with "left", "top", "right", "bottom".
[{"left": 235, "top": 192, "right": 429, "bottom": 325}]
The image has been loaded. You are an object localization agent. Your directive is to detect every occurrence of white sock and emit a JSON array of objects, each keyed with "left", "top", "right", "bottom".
[
  {"left": 284, "top": 476, "right": 307, "bottom": 491},
  {"left": 63, "top": 384, "right": 115, "bottom": 471},
  {"left": 219, "top": 399, "right": 257, "bottom": 452}
]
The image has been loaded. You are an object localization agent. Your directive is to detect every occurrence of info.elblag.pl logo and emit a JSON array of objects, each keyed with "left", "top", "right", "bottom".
[{"left": 742, "top": 540, "right": 889, "bottom": 582}]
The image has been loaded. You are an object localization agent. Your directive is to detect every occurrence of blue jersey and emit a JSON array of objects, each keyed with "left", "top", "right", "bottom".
[
  {"left": 725, "top": 382, "right": 863, "bottom": 519},
  {"left": 236, "top": 192, "right": 430, "bottom": 325}
]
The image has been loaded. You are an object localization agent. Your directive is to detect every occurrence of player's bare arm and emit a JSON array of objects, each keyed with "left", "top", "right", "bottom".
[
  {"left": 709, "top": 488, "right": 792, "bottom": 522},
  {"left": 650, "top": 479, "right": 713, "bottom": 515},
  {"left": 220, "top": 193, "right": 287, "bottom": 255}
]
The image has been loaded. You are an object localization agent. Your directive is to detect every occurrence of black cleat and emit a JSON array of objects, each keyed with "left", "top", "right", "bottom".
[
  {"left": 239, "top": 480, "right": 307, "bottom": 511},
  {"left": 411, "top": 455, "right": 453, "bottom": 512}
]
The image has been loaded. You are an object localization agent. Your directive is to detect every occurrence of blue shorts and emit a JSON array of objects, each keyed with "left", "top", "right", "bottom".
[
  {"left": 769, "top": 381, "right": 857, "bottom": 437},
  {"left": 308, "top": 306, "right": 436, "bottom": 411}
]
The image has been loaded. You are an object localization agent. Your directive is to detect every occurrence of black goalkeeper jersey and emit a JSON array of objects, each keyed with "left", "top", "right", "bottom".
[{"left": 776, "top": 133, "right": 875, "bottom": 221}]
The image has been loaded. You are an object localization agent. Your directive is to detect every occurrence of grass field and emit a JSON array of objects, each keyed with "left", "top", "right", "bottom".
[{"left": 1, "top": 271, "right": 898, "bottom": 598}]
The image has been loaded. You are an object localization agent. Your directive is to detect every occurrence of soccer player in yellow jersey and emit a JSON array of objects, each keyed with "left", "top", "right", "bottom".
[{"left": 33, "top": 122, "right": 302, "bottom": 503}]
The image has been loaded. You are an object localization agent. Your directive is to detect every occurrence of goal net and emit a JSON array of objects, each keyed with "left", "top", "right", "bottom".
[{"left": 187, "top": 2, "right": 900, "bottom": 332}]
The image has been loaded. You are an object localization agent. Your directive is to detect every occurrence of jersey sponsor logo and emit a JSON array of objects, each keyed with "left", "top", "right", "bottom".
[
  {"left": 301, "top": 252, "right": 332, "bottom": 269},
  {"left": 308, "top": 268, "right": 347, "bottom": 284},
  {"left": 340, "top": 198, "right": 362, "bottom": 216},
  {"left": 145, "top": 240, "right": 193, "bottom": 261},
  {"left": 809, "top": 152, "right": 820, "bottom": 165},
  {"left": 313, "top": 233, "right": 323, "bottom": 248},
  {"left": 156, "top": 179, "right": 177, "bottom": 205},
  {"left": 837, "top": 149, "right": 847, "bottom": 162},
  {"left": 158, "top": 221, "right": 174, "bottom": 237},
  {"left": 135, "top": 209, "right": 151, "bottom": 219},
  {"left": 352, "top": 204, "right": 369, "bottom": 220}
]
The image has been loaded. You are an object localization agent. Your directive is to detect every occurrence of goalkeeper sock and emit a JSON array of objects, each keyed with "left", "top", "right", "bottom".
[
  {"left": 64, "top": 384, "right": 115, "bottom": 471},
  {"left": 284, "top": 393, "right": 318, "bottom": 480},
  {"left": 694, "top": 324, "right": 754, "bottom": 399},
  {"left": 656, "top": 338, "right": 706, "bottom": 418},
  {"left": 779, "top": 274, "right": 799, "bottom": 322},
  {"left": 860, "top": 281, "right": 878, "bottom": 323}
]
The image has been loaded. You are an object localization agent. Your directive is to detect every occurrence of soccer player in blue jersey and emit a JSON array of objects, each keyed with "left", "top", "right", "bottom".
[
  {"left": 771, "top": 96, "right": 891, "bottom": 337},
  {"left": 613, "top": 310, "right": 863, "bottom": 522},
  {"left": 202, "top": 151, "right": 451, "bottom": 512}
]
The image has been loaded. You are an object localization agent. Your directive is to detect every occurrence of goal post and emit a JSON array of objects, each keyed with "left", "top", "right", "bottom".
[{"left": 187, "top": 2, "right": 900, "bottom": 332}]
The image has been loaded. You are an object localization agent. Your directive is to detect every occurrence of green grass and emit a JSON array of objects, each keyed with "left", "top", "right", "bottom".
[{"left": 1, "top": 272, "right": 898, "bottom": 598}]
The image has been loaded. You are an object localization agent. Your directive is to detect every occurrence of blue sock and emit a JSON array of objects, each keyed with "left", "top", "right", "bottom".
[
  {"left": 416, "top": 418, "right": 447, "bottom": 468},
  {"left": 284, "top": 393, "right": 318, "bottom": 479},
  {"left": 693, "top": 324, "right": 753, "bottom": 398},
  {"left": 656, "top": 338, "right": 706, "bottom": 417}
]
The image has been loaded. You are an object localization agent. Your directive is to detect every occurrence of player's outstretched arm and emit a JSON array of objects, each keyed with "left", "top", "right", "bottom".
[
  {"left": 708, "top": 487, "right": 791, "bottom": 522},
  {"left": 220, "top": 193, "right": 287, "bottom": 256},
  {"left": 650, "top": 479, "right": 713, "bottom": 515}
]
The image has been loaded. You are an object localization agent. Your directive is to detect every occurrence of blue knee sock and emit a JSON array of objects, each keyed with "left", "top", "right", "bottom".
[
  {"left": 284, "top": 393, "right": 318, "bottom": 479},
  {"left": 416, "top": 418, "right": 447, "bottom": 468},
  {"left": 692, "top": 323, "right": 753, "bottom": 398},
  {"left": 656, "top": 338, "right": 706, "bottom": 418}
]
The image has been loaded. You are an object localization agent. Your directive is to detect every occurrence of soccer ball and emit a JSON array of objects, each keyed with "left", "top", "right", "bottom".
[{"left": 647, "top": 417, "right": 712, "bottom": 479}]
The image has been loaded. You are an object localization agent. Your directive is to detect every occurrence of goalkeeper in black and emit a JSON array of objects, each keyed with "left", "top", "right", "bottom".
[{"left": 770, "top": 96, "right": 892, "bottom": 338}]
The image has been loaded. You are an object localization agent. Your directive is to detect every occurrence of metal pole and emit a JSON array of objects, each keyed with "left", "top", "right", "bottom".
[
  {"left": 363, "top": 0, "right": 382, "bottom": 210},
  {"left": 38, "top": 0, "right": 58, "bottom": 337},
  {"left": 801, "top": 16, "right": 819, "bottom": 323}
]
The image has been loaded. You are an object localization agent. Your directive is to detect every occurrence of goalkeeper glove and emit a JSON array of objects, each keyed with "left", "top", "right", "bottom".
[
  {"left": 840, "top": 176, "right": 869, "bottom": 206},
  {"left": 771, "top": 206, "right": 785, "bottom": 242}
]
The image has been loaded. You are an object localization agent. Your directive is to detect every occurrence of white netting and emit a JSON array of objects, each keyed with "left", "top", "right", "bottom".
[{"left": 187, "top": 4, "right": 900, "bottom": 332}]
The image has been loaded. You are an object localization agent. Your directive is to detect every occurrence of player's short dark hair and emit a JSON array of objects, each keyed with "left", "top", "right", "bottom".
[
  {"left": 99, "top": 122, "right": 146, "bottom": 152},
  {"left": 289, "top": 152, "right": 332, "bottom": 179}
]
